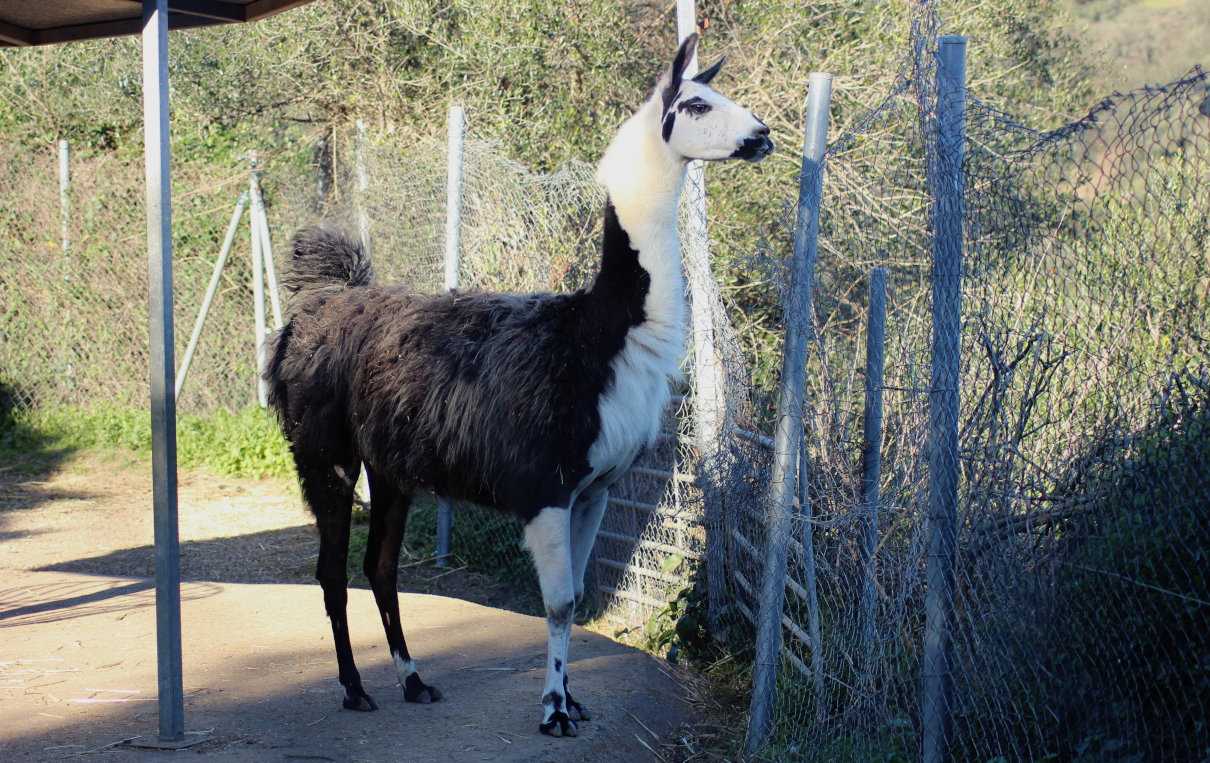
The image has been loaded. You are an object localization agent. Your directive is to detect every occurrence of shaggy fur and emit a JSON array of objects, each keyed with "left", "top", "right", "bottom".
[{"left": 268, "top": 205, "right": 648, "bottom": 520}]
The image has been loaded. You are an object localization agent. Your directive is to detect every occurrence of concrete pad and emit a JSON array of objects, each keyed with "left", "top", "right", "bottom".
[{"left": 0, "top": 570, "right": 687, "bottom": 761}]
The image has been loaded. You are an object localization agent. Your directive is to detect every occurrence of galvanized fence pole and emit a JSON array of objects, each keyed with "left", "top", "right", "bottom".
[
  {"left": 744, "top": 72, "right": 832, "bottom": 755},
  {"left": 176, "top": 192, "right": 249, "bottom": 399},
  {"left": 922, "top": 36, "right": 966, "bottom": 763},
  {"left": 141, "top": 0, "right": 184, "bottom": 742},
  {"left": 355, "top": 119, "right": 372, "bottom": 257},
  {"left": 798, "top": 428, "right": 825, "bottom": 719},
  {"left": 859, "top": 266, "right": 888, "bottom": 693},
  {"left": 676, "top": 0, "right": 729, "bottom": 637},
  {"left": 58, "top": 138, "right": 70, "bottom": 256},
  {"left": 435, "top": 104, "right": 466, "bottom": 567},
  {"left": 251, "top": 172, "right": 283, "bottom": 330},
  {"left": 249, "top": 155, "right": 268, "bottom": 408}
]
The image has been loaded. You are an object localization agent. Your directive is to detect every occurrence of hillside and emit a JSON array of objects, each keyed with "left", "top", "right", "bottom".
[{"left": 1066, "top": 0, "right": 1209, "bottom": 90}]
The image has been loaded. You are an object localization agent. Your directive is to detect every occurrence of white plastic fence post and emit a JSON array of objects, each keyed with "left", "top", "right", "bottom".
[
  {"left": 435, "top": 104, "right": 466, "bottom": 568},
  {"left": 922, "top": 35, "right": 967, "bottom": 763},
  {"left": 744, "top": 72, "right": 832, "bottom": 756}
]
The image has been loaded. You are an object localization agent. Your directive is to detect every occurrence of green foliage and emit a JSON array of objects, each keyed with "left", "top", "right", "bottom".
[
  {"left": 1039, "top": 389, "right": 1210, "bottom": 761},
  {"left": 0, "top": 404, "right": 294, "bottom": 479}
]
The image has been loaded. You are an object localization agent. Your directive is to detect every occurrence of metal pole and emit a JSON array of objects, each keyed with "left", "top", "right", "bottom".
[
  {"left": 859, "top": 266, "right": 888, "bottom": 694},
  {"left": 250, "top": 155, "right": 268, "bottom": 408},
  {"left": 176, "top": 192, "right": 248, "bottom": 399},
  {"left": 676, "top": 0, "right": 728, "bottom": 638},
  {"left": 443, "top": 105, "right": 465, "bottom": 291},
  {"left": 798, "top": 428, "right": 825, "bottom": 720},
  {"left": 435, "top": 104, "right": 467, "bottom": 567},
  {"left": 744, "top": 72, "right": 832, "bottom": 755},
  {"left": 251, "top": 176, "right": 283, "bottom": 329},
  {"left": 355, "top": 119, "right": 372, "bottom": 257},
  {"left": 142, "top": 0, "right": 183, "bottom": 743},
  {"left": 58, "top": 138, "right": 70, "bottom": 256},
  {"left": 922, "top": 36, "right": 966, "bottom": 763}
]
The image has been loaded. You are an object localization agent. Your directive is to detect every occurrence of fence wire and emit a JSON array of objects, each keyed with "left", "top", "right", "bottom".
[
  {"left": 1, "top": 7, "right": 1207, "bottom": 760},
  {"left": 704, "top": 4, "right": 1209, "bottom": 759}
]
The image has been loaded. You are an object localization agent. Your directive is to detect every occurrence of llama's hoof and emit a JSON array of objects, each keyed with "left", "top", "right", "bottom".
[
  {"left": 563, "top": 676, "right": 590, "bottom": 721},
  {"left": 539, "top": 710, "right": 578, "bottom": 738},
  {"left": 403, "top": 673, "right": 443, "bottom": 704},
  {"left": 566, "top": 696, "right": 591, "bottom": 722},
  {"left": 342, "top": 687, "right": 378, "bottom": 712}
]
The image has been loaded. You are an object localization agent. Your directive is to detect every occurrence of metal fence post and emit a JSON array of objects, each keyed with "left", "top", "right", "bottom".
[
  {"left": 676, "top": 0, "right": 729, "bottom": 637},
  {"left": 141, "top": 0, "right": 184, "bottom": 743},
  {"left": 355, "top": 119, "right": 372, "bottom": 257},
  {"left": 58, "top": 138, "right": 70, "bottom": 256},
  {"left": 922, "top": 36, "right": 966, "bottom": 763},
  {"left": 745, "top": 71, "right": 832, "bottom": 755},
  {"left": 176, "top": 192, "right": 248, "bottom": 399},
  {"left": 250, "top": 170, "right": 283, "bottom": 330},
  {"left": 249, "top": 154, "right": 268, "bottom": 408},
  {"left": 435, "top": 104, "right": 466, "bottom": 567},
  {"left": 860, "top": 266, "right": 888, "bottom": 693}
]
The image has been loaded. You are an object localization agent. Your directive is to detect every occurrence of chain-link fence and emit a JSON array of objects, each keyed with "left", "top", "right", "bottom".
[
  {"left": 1, "top": 4, "right": 1207, "bottom": 758},
  {"left": 710, "top": 2, "right": 1209, "bottom": 760}
]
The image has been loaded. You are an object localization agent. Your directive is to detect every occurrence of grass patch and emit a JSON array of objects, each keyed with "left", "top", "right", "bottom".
[{"left": 0, "top": 404, "right": 294, "bottom": 479}]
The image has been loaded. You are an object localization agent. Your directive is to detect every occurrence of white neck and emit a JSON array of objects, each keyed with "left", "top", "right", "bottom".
[{"left": 596, "top": 98, "right": 688, "bottom": 334}]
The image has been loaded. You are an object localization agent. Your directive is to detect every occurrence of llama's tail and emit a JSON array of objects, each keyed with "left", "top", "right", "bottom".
[{"left": 282, "top": 225, "right": 375, "bottom": 313}]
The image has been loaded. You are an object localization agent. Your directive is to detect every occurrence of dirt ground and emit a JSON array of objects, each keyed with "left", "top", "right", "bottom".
[{"left": 0, "top": 453, "right": 692, "bottom": 761}]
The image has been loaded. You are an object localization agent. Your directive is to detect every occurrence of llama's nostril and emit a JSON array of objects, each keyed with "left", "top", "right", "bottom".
[{"left": 756, "top": 124, "right": 770, "bottom": 137}]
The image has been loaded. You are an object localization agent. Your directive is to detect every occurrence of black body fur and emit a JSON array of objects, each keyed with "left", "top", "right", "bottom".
[{"left": 266, "top": 202, "right": 648, "bottom": 522}]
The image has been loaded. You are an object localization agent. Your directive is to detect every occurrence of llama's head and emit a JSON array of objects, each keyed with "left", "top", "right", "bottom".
[{"left": 655, "top": 33, "right": 773, "bottom": 163}]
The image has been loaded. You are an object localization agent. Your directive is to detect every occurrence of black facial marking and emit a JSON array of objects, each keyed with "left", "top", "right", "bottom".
[
  {"left": 731, "top": 135, "right": 775, "bottom": 162},
  {"left": 554, "top": 658, "right": 563, "bottom": 672},
  {"left": 677, "top": 96, "right": 711, "bottom": 116},
  {"left": 662, "top": 112, "right": 676, "bottom": 142}
]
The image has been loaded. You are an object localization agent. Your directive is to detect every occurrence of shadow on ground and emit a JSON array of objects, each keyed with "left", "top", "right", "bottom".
[{"left": 0, "top": 571, "right": 687, "bottom": 762}]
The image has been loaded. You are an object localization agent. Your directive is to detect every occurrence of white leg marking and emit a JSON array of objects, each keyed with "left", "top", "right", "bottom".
[
  {"left": 392, "top": 653, "right": 417, "bottom": 686},
  {"left": 570, "top": 489, "right": 609, "bottom": 602},
  {"left": 525, "top": 506, "right": 576, "bottom": 737}
]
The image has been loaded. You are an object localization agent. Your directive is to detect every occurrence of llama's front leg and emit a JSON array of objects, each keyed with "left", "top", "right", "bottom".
[
  {"left": 524, "top": 506, "right": 577, "bottom": 737},
  {"left": 564, "top": 489, "right": 609, "bottom": 722}
]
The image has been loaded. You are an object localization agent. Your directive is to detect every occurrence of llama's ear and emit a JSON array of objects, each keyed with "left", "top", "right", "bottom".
[
  {"left": 692, "top": 56, "right": 725, "bottom": 85},
  {"left": 658, "top": 33, "right": 699, "bottom": 113}
]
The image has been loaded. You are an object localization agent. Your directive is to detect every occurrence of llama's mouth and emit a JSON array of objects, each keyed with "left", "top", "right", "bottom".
[{"left": 731, "top": 135, "right": 775, "bottom": 163}]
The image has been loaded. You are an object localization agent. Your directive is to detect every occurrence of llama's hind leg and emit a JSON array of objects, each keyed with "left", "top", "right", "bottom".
[
  {"left": 363, "top": 466, "right": 442, "bottom": 704},
  {"left": 525, "top": 506, "right": 577, "bottom": 737},
  {"left": 301, "top": 460, "right": 376, "bottom": 711}
]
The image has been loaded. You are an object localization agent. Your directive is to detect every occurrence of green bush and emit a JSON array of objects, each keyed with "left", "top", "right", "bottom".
[{"left": 0, "top": 404, "right": 294, "bottom": 479}]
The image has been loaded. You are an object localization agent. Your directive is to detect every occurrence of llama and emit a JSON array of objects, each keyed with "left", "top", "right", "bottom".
[{"left": 265, "top": 33, "right": 772, "bottom": 738}]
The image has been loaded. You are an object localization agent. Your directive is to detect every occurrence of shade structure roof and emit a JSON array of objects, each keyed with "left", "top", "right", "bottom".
[{"left": 0, "top": 0, "right": 312, "bottom": 47}]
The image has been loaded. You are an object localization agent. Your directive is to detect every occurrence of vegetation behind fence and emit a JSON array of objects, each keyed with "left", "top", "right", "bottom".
[{"left": 1, "top": 2, "right": 1207, "bottom": 760}]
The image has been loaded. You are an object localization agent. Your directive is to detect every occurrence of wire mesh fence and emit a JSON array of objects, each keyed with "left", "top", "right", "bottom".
[
  {"left": 708, "top": 3, "right": 1209, "bottom": 759},
  {"left": 1, "top": 4, "right": 1207, "bottom": 758}
]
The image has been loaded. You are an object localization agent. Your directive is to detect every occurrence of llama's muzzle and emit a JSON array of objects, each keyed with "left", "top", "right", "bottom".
[{"left": 732, "top": 127, "right": 774, "bottom": 163}]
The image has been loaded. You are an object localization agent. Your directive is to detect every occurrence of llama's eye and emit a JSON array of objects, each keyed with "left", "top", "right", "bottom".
[{"left": 688, "top": 102, "right": 711, "bottom": 116}]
